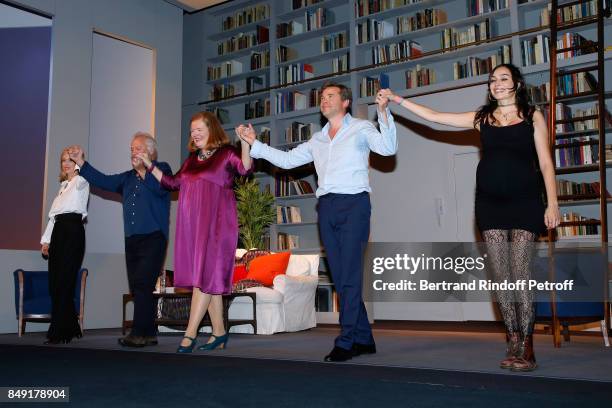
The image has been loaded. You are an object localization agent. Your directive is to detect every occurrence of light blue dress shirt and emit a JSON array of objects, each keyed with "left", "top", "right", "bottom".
[{"left": 250, "top": 111, "right": 397, "bottom": 197}]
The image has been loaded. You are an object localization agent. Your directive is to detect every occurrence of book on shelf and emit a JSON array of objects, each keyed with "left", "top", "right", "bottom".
[
  {"left": 277, "top": 232, "right": 299, "bottom": 250},
  {"left": 245, "top": 98, "right": 270, "bottom": 120},
  {"left": 521, "top": 34, "right": 550, "bottom": 66},
  {"left": 557, "top": 179, "right": 611, "bottom": 198},
  {"left": 246, "top": 76, "right": 265, "bottom": 93},
  {"left": 277, "top": 20, "right": 304, "bottom": 39},
  {"left": 221, "top": 3, "right": 269, "bottom": 31},
  {"left": 258, "top": 126, "right": 271, "bottom": 144},
  {"left": 206, "top": 107, "right": 230, "bottom": 124},
  {"left": 207, "top": 60, "right": 243, "bottom": 81},
  {"left": 555, "top": 136, "right": 598, "bottom": 168},
  {"left": 360, "top": 73, "right": 389, "bottom": 97},
  {"left": 546, "top": 102, "right": 608, "bottom": 134},
  {"left": 250, "top": 50, "right": 270, "bottom": 70},
  {"left": 321, "top": 31, "right": 348, "bottom": 53},
  {"left": 396, "top": 8, "right": 447, "bottom": 35},
  {"left": 467, "top": 0, "right": 508, "bottom": 17},
  {"left": 276, "top": 205, "right": 303, "bottom": 223},
  {"left": 557, "top": 212, "right": 599, "bottom": 237},
  {"left": 276, "top": 89, "right": 321, "bottom": 113},
  {"left": 276, "top": 45, "right": 298, "bottom": 63},
  {"left": 332, "top": 53, "right": 349, "bottom": 73},
  {"left": 354, "top": 0, "right": 424, "bottom": 18},
  {"left": 306, "top": 7, "right": 332, "bottom": 32},
  {"left": 217, "top": 26, "right": 269, "bottom": 56},
  {"left": 293, "top": 0, "right": 324, "bottom": 10},
  {"left": 275, "top": 175, "right": 314, "bottom": 197},
  {"left": 285, "top": 121, "right": 320, "bottom": 144},
  {"left": 356, "top": 18, "right": 394, "bottom": 45},
  {"left": 371, "top": 39, "right": 422, "bottom": 65},
  {"left": 210, "top": 83, "right": 235, "bottom": 100},
  {"left": 557, "top": 32, "right": 597, "bottom": 60},
  {"left": 441, "top": 18, "right": 492, "bottom": 50},
  {"left": 452, "top": 45, "right": 511, "bottom": 80},
  {"left": 405, "top": 64, "right": 435, "bottom": 89},
  {"left": 278, "top": 63, "right": 314, "bottom": 85}
]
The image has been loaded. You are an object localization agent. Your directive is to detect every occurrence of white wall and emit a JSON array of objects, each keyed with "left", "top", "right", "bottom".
[
  {"left": 0, "top": 0, "right": 182, "bottom": 334},
  {"left": 368, "top": 84, "right": 497, "bottom": 321}
]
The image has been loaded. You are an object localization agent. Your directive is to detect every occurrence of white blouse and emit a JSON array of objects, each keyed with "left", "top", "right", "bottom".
[{"left": 41, "top": 175, "right": 90, "bottom": 244}]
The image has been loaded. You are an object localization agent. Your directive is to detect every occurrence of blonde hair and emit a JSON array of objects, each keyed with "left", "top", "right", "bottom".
[{"left": 59, "top": 147, "right": 81, "bottom": 182}]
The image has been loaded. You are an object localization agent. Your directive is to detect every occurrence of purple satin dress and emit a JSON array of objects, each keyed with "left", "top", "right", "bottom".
[{"left": 161, "top": 146, "right": 252, "bottom": 294}]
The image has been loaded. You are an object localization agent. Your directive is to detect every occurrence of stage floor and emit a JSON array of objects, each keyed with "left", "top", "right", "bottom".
[{"left": 1, "top": 327, "right": 611, "bottom": 383}]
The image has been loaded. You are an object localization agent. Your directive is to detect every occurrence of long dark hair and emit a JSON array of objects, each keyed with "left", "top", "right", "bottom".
[{"left": 474, "top": 63, "right": 534, "bottom": 127}]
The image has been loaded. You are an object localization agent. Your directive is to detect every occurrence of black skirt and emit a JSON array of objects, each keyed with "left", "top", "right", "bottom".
[{"left": 47, "top": 213, "right": 85, "bottom": 342}]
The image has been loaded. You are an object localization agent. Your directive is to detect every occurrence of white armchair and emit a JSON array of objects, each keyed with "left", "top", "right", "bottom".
[{"left": 229, "top": 252, "right": 320, "bottom": 334}]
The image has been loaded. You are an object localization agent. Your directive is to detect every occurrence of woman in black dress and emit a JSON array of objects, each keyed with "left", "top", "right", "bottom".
[
  {"left": 381, "top": 64, "right": 560, "bottom": 371},
  {"left": 41, "top": 147, "right": 89, "bottom": 344}
]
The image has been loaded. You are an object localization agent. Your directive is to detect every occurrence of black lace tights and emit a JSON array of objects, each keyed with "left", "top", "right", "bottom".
[{"left": 482, "top": 229, "right": 537, "bottom": 337}]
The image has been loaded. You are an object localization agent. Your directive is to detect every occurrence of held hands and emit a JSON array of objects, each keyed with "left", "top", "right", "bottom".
[
  {"left": 235, "top": 124, "right": 256, "bottom": 146},
  {"left": 375, "top": 89, "right": 390, "bottom": 112},
  {"left": 137, "top": 152, "right": 153, "bottom": 170},
  {"left": 544, "top": 205, "right": 561, "bottom": 230},
  {"left": 379, "top": 89, "right": 403, "bottom": 105},
  {"left": 68, "top": 145, "right": 85, "bottom": 167}
]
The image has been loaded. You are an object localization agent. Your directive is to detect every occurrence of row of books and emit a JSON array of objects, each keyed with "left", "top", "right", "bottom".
[
  {"left": 557, "top": 179, "right": 610, "bottom": 198},
  {"left": 285, "top": 122, "right": 320, "bottom": 144},
  {"left": 554, "top": 136, "right": 598, "bottom": 168},
  {"left": 452, "top": 45, "right": 511, "bottom": 80},
  {"left": 251, "top": 50, "right": 270, "bottom": 70},
  {"left": 467, "top": 0, "right": 508, "bottom": 17},
  {"left": 557, "top": 32, "right": 596, "bottom": 60},
  {"left": 257, "top": 127, "right": 271, "bottom": 144},
  {"left": 552, "top": 103, "right": 603, "bottom": 133},
  {"left": 217, "top": 26, "right": 269, "bottom": 56},
  {"left": 371, "top": 39, "right": 422, "bottom": 65},
  {"left": 275, "top": 176, "right": 315, "bottom": 197},
  {"left": 556, "top": 70, "right": 598, "bottom": 96},
  {"left": 278, "top": 63, "right": 314, "bottom": 85},
  {"left": 521, "top": 32, "right": 596, "bottom": 67},
  {"left": 361, "top": 73, "right": 389, "bottom": 97},
  {"left": 321, "top": 31, "right": 348, "bottom": 53},
  {"left": 209, "top": 84, "right": 235, "bottom": 101},
  {"left": 406, "top": 64, "right": 435, "bottom": 89},
  {"left": 277, "top": 21, "right": 304, "bottom": 39},
  {"left": 396, "top": 8, "right": 448, "bottom": 35},
  {"left": 276, "top": 45, "right": 297, "bottom": 63},
  {"left": 539, "top": 0, "right": 598, "bottom": 27},
  {"left": 441, "top": 18, "right": 492, "bottom": 49},
  {"left": 292, "top": 0, "right": 323, "bottom": 10},
  {"left": 332, "top": 54, "right": 349, "bottom": 73},
  {"left": 221, "top": 4, "right": 269, "bottom": 32},
  {"left": 305, "top": 7, "right": 331, "bottom": 32},
  {"left": 356, "top": 19, "right": 394, "bottom": 45},
  {"left": 246, "top": 76, "right": 265, "bottom": 93},
  {"left": 354, "top": 0, "right": 423, "bottom": 18},
  {"left": 276, "top": 206, "right": 302, "bottom": 224},
  {"left": 276, "top": 89, "right": 320, "bottom": 113},
  {"left": 557, "top": 212, "right": 599, "bottom": 237},
  {"left": 277, "top": 233, "right": 299, "bottom": 250},
  {"left": 245, "top": 98, "right": 270, "bottom": 120},
  {"left": 207, "top": 60, "right": 242, "bottom": 81}
]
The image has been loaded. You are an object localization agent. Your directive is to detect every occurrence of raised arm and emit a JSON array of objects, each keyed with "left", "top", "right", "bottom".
[
  {"left": 237, "top": 124, "right": 313, "bottom": 169},
  {"left": 69, "top": 145, "right": 125, "bottom": 193},
  {"left": 139, "top": 153, "right": 183, "bottom": 191},
  {"left": 532, "top": 110, "right": 560, "bottom": 229},
  {"left": 227, "top": 144, "right": 254, "bottom": 176},
  {"left": 380, "top": 89, "right": 476, "bottom": 129}
]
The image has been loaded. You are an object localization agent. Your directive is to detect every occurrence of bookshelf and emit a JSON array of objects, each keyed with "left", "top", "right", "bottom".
[{"left": 187, "top": 0, "right": 612, "bottom": 323}]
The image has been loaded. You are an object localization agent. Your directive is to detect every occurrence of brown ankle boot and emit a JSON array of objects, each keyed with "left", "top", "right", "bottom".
[
  {"left": 500, "top": 332, "right": 519, "bottom": 369},
  {"left": 511, "top": 334, "right": 537, "bottom": 372}
]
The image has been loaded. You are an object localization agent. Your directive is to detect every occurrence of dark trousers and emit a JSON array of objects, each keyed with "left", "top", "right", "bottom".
[
  {"left": 48, "top": 213, "right": 85, "bottom": 342},
  {"left": 125, "top": 231, "right": 166, "bottom": 337},
  {"left": 318, "top": 192, "right": 374, "bottom": 350}
]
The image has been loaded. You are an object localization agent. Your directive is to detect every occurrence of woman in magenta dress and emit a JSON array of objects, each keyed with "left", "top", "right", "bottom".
[{"left": 141, "top": 111, "right": 252, "bottom": 352}]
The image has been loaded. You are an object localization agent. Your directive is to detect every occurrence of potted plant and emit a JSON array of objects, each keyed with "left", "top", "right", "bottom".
[{"left": 235, "top": 177, "right": 276, "bottom": 250}]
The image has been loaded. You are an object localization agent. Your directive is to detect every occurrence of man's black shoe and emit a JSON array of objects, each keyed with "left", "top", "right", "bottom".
[
  {"left": 118, "top": 335, "right": 146, "bottom": 347},
  {"left": 324, "top": 346, "right": 353, "bottom": 362},
  {"left": 352, "top": 342, "right": 376, "bottom": 356}
]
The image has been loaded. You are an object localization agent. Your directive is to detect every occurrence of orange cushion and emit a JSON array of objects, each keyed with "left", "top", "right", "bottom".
[
  {"left": 232, "top": 264, "right": 248, "bottom": 284},
  {"left": 245, "top": 252, "right": 291, "bottom": 286}
]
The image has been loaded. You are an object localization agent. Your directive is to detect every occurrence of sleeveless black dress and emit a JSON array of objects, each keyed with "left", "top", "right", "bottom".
[{"left": 475, "top": 120, "right": 546, "bottom": 234}]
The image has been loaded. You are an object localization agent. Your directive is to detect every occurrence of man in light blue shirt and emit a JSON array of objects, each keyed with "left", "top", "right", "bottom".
[{"left": 237, "top": 82, "right": 397, "bottom": 362}]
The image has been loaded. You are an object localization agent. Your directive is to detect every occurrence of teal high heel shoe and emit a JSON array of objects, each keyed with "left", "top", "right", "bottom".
[
  {"left": 197, "top": 333, "right": 228, "bottom": 351},
  {"left": 176, "top": 336, "right": 197, "bottom": 353}
]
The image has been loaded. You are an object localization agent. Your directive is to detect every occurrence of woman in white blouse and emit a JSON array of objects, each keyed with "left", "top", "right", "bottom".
[{"left": 40, "top": 147, "right": 89, "bottom": 344}]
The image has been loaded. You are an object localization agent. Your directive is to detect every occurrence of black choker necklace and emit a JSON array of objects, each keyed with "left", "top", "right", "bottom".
[
  {"left": 198, "top": 149, "right": 215, "bottom": 160},
  {"left": 497, "top": 101, "right": 515, "bottom": 107}
]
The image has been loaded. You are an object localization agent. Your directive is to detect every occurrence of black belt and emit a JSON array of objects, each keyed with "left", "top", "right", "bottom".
[{"left": 54, "top": 213, "right": 83, "bottom": 222}]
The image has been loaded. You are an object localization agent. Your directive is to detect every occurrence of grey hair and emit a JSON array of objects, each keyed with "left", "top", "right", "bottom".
[{"left": 132, "top": 131, "right": 158, "bottom": 161}]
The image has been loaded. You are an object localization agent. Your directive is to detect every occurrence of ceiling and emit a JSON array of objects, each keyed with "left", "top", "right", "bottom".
[{"left": 164, "top": 0, "right": 230, "bottom": 13}]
